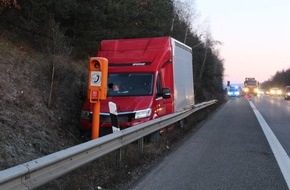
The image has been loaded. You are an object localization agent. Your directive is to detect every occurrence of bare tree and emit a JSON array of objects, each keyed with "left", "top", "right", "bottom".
[
  {"left": 46, "top": 19, "right": 71, "bottom": 108},
  {"left": 172, "top": 0, "right": 198, "bottom": 43},
  {"left": 199, "top": 32, "right": 222, "bottom": 80}
]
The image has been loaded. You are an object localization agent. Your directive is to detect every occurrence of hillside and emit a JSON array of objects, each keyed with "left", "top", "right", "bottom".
[
  {"left": 0, "top": 35, "right": 222, "bottom": 189},
  {"left": 0, "top": 36, "right": 85, "bottom": 170}
]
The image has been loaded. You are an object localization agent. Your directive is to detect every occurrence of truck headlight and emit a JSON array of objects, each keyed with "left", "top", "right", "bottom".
[{"left": 135, "top": 108, "right": 151, "bottom": 119}]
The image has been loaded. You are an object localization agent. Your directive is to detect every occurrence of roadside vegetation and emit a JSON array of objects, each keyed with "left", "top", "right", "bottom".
[
  {"left": 1, "top": 0, "right": 225, "bottom": 189},
  {"left": 261, "top": 69, "right": 290, "bottom": 90}
]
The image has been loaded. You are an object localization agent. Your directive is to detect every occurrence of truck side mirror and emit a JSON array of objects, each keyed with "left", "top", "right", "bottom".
[{"left": 162, "top": 88, "right": 171, "bottom": 99}]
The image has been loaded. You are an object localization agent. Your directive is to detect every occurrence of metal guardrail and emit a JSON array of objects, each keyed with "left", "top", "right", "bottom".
[{"left": 0, "top": 100, "right": 217, "bottom": 190}]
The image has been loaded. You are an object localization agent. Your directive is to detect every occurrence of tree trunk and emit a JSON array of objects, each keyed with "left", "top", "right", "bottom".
[
  {"left": 184, "top": 27, "right": 188, "bottom": 43},
  {"left": 48, "top": 61, "right": 55, "bottom": 108},
  {"left": 199, "top": 47, "right": 208, "bottom": 80}
]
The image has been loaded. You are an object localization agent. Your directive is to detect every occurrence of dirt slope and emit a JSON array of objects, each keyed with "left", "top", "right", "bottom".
[{"left": 0, "top": 37, "right": 84, "bottom": 170}]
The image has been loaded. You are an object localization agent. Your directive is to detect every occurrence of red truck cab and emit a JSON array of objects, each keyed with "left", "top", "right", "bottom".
[{"left": 80, "top": 37, "right": 194, "bottom": 136}]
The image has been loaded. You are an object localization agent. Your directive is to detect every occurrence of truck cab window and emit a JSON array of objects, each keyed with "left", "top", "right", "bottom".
[{"left": 107, "top": 73, "right": 153, "bottom": 96}]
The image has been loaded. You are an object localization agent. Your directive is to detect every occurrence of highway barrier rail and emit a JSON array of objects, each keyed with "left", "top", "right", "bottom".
[{"left": 0, "top": 100, "right": 217, "bottom": 190}]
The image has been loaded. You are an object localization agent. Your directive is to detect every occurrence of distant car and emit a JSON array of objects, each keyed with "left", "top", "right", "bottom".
[
  {"left": 269, "top": 87, "right": 282, "bottom": 96},
  {"left": 227, "top": 86, "right": 241, "bottom": 97},
  {"left": 285, "top": 86, "right": 290, "bottom": 100}
]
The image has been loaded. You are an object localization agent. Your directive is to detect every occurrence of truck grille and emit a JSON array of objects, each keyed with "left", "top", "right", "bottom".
[{"left": 100, "top": 112, "right": 135, "bottom": 123}]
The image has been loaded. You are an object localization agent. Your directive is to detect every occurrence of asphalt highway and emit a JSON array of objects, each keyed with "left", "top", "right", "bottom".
[
  {"left": 252, "top": 95, "right": 290, "bottom": 157},
  {"left": 129, "top": 97, "right": 289, "bottom": 190}
]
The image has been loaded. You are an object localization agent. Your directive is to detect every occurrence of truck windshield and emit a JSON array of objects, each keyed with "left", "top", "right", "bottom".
[
  {"left": 107, "top": 73, "right": 153, "bottom": 96},
  {"left": 245, "top": 81, "right": 257, "bottom": 85}
]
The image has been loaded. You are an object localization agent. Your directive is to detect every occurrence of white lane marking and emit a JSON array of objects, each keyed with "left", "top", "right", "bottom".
[{"left": 249, "top": 100, "right": 290, "bottom": 188}]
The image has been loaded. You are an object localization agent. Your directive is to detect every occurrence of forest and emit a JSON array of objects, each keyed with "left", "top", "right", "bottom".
[
  {"left": 261, "top": 69, "right": 290, "bottom": 90},
  {"left": 0, "top": 0, "right": 225, "bottom": 101}
]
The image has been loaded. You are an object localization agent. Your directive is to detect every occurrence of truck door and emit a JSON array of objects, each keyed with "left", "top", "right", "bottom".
[{"left": 153, "top": 74, "right": 167, "bottom": 118}]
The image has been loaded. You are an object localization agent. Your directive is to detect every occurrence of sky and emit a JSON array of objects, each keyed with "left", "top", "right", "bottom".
[{"left": 193, "top": 0, "right": 290, "bottom": 84}]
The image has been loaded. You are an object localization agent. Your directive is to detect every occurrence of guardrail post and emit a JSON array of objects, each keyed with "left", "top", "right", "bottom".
[
  {"left": 138, "top": 138, "right": 144, "bottom": 154},
  {"left": 178, "top": 120, "right": 184, "bottom": 135},
  {"left": 115, "top": 148, "right": 122, "bottom": 168}
]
